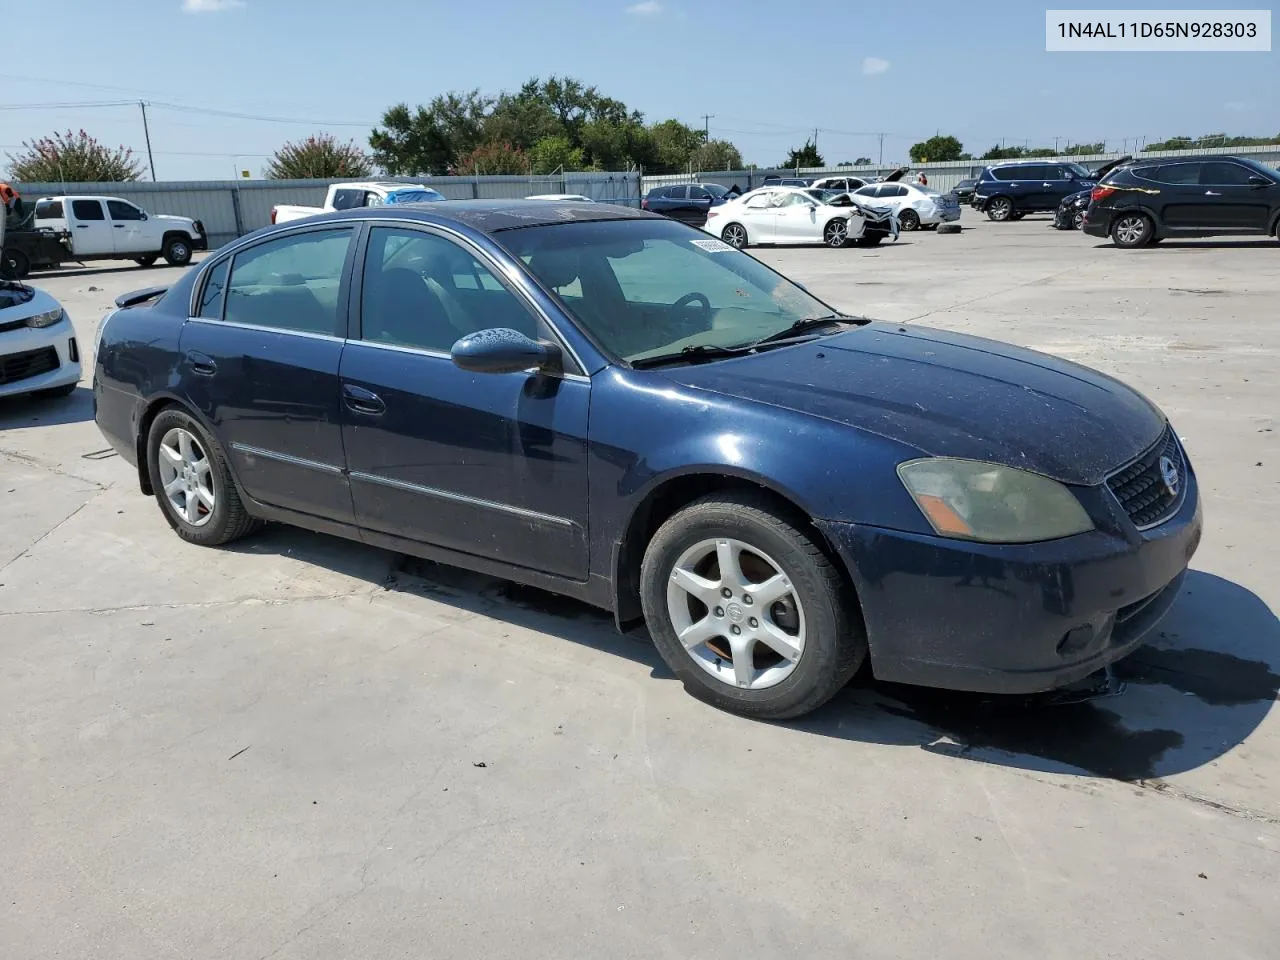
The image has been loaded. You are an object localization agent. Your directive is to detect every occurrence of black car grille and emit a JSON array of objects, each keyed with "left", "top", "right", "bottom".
[
  {"left": 0, "top": 346, "right": 60, "bottom": 385},
  {"left": 1106, "top": 426, "right": 1185, "bottom": 530}
]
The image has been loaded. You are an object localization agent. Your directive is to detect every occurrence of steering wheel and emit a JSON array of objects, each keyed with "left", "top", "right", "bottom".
[{"left": 671, "top": 292, "right": 712, "bottom": 325}]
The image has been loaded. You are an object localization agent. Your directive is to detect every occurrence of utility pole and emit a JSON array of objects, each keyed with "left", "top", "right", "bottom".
[
  {"left": 701, "top": 114, "right": 714, "bottom": 140},
  {"left": 878, "top": 133, "right": 884, "bottom": 166},
  {"left": 139, "top": 100, "right": 156, "bottom": 181}
]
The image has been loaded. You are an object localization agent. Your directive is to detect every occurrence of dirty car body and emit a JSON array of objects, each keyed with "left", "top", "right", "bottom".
[{"left": 92, "top": 200, "right": 1202, "bottom": 714}]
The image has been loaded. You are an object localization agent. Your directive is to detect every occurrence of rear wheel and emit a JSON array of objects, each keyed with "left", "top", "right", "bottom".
[
  {"left": 135, "top": 255, "right": 158, "bottom": 267},
  {"left": 823, "top": 218, "right": 849, "bottom": 248},
  {"left": 721, "top": 223, "right": 748, "bottom": 249},
  {"left": 162, "top": 236, "right": 192, "bottom": 267},
  {"left": 640, "top": 493, "right": 866, "bottom": 720},
  {"left": 146, "top": 408, "right": 261, "bottom": 546},
  {"left": 898, "top": 209, "right": 920, "bottom": 231},
  {"left": 1111, "top": 213, "right": 1154, "bottom": 249},
  {"left": 1, "top": 248, "right": 30, "bottom": 280},
  {"left": 986, "top": 197, "right": 1013, "bottom": 221}
]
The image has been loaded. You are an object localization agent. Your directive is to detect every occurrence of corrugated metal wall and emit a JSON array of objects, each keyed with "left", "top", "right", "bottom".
[
  {"left": 639, "top": 144, "right": 1280, "bottom": 196},
  {"left": 9, "top": 173, "right": 643, "bottom": 249}
]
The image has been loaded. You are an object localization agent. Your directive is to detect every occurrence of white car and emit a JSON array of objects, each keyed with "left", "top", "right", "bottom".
[
  {"left": 703, "top": 186, "right": 899, "bottom": 248},
  {"left": 0, "top": 280, "right": 80, "bottom": 399},
  {"left": 848, "top": 181, "right": 962, "bottom": 231},
  {"left": 525, "top": 193, "right": 594, "bottom": 202},
  {"left": 809, "top": 175, "right": 869, "bottom": 193}
]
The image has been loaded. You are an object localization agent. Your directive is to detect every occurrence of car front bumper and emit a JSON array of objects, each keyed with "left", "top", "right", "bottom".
[
  {"left": 817, "top": 476, "right": 1203, "bottom": 694},
  {"left": 0, "top": 318, "right": 82, "bottom": 398}
]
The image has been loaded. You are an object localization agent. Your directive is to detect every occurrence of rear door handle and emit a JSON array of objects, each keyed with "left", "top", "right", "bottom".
[
  {"left": 114, "top": 224, "right": 125, "bottom": 229},
  {"left": 76, "top": 224, "right": 89, "bottom": 228},
  {"left": 1204, "top": 190, "right": 1221, "bottom": 196},
  {"left": 343, "top": 383, "right": 385, "bottom": 416},
  {"left": 186, "top": 351, "right": 217, "bottom": 376}
]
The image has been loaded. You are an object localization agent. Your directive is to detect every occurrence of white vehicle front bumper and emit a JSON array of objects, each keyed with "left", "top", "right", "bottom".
[{"left": 0, "top": 316, "right": 82, "bottom": 398}]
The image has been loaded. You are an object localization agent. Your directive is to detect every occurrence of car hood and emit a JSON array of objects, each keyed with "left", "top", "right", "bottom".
[
  {"left": 154, "top": 214, "right": 195, "bottom": 226},
  {"left": 658, "top": 323, "right": 1166, "bottom": 486},
  {"left": 0, "top": 282, "right": 60, "bottom": 318}
]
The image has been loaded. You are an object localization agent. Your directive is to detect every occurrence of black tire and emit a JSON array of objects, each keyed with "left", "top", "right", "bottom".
[
  {"left": 1072, "top": 211, "right": 1085, "bottom": 230},
  {"left": 640, "top": 492, "right": 867, "bottom": 720},
  {"left": 162, "top": 236, "right": 193, "bottom": 267},
  {"left": 1110, "top": 212, "right": 1154, "bottom": 249},
  {"left": 898, "top": 209, "right": 920, "bottom": 232},
  {"left": 720, "top": 223, "right": 748, "bottom": 249},
  {"left": 823, "top": 218, "right": 849, "bottom": 248},
  {"left": 135, "top": 255, "right": 158, "bottom": 267},
  {"left": 2, "top": 248, "right": 30, "bottom": 280},
  {"left": 922, "top": 222, "right": 939, "bottom": 231},
  {"left": 145, "top": 407, "right": 262, "bottom": 547},
  {"left": 853, "top": 234, "right": 883, "bottom": 247},
  {"left": 37, "top": 382, "right": 78, "bottom": 398},
  {"left": 986, "top": 197, "right": 1014, "bottom": 222}
]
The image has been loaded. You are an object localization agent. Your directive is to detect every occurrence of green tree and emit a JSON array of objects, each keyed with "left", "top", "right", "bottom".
[
  {"left": 908, "top": 134, "right": 964, "bottom": 163},
  {"left": 529, "top": 135, "right": 585, "bottom": 174},
  {"left": 454, "top": 141, "right": 530, "bottom": 175},
  {"left": 1143, "top": 132, "right": 1278, "bottom": 152},
  {"left": 265, "top": 133, "right": 372, "bottom": 179},
  {"left": 979, "top": 144, "right": 1028, "bottom": 160},
  {"left": 1062, "top": 142, "right": 1105, "bottom": 155},
  {"left": 783, "top": 140, "right": 823, "bottom": 169},
  {"left": 649, "top": 119, "right": 705, "bottom": 173},
  {"left": 690, "top": 139, "right": 743, "bottom": 171},
  {"left": 580, "top": 118, "right": 654, "bottom": 171},
  {"left": 370, "top": 91, "right": 491, "bottom": 175},
  {"left": 8, "top": 129, "right": 143, "bottom": 182}
]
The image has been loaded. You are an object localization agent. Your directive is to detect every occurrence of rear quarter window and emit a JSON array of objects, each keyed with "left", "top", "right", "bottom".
[{"left": 35, "top": 200, "right": 64, "bottom": 219}]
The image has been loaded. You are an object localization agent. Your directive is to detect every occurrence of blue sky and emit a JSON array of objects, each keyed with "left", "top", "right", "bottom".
[{"left": 1, "top": 0, "right": 1276, "bottom": 180}]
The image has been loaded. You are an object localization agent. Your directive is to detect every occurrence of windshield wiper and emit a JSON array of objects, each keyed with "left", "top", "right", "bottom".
[
  {"left": 748, "top": 314, "right": 856, "bottom": 347},
  {"left": 630, "top": 343, "right": 755, "bottom": 369}
]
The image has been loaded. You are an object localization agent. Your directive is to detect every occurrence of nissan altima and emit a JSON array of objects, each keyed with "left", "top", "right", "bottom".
[{"left": 93, "top": 201, "right": 1202, "bottom": 720}]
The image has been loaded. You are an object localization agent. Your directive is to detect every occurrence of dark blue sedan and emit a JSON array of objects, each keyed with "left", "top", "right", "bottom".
[{"left": 93, "top": 201, "right": 1202, "bottom": 719}]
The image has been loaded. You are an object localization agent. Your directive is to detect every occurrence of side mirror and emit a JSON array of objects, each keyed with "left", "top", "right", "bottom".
[{"left": 450, "top": 327, "right": 562, "bottom": 376}]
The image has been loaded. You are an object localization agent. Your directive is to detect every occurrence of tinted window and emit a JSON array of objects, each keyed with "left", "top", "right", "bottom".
[
  {"left": 1148, "top": 163, "right": 1201, "bottom": 185},
  {"left": 35, "top": 200, "right": 64, "bottom": 219},
  {"left": 703, "top": 183, "right": 730, "bottom": 198},
  {"left": 689, "top": 186, "right": 711, "bottom": 200},
  {"left": 505, "top": 219, "right": 833, "bottom": 363},
  {"left": 991, "top": 167, "right": 1020, "bottom": 181},
  {"left": 107, "top": 200, "right": 144, "bottom": 220},
  {"left": 71, "top": 200, "right": 105, "bottom": 221},
  {"left": 885, "top": 185, "right": 908, "bottom": 198},
  {"left": 853, "top": 185, "right": 878, "bottom": 196},
  {"left": 1200, "top": 162, "right": 1255, "bottom": 186},
  {"left": 225, "top": 228, "right": 353, "bottom": 335},
  {"left": 664, "top": 186, "right": 687, "bottom": 200},
  {"left": 198, "top": 259, "right": 230, "bottom": 319},
  {"left": 360, "top": 227, "right": 537, "bottom": 352},
  {"left": 330, "top": 189, "right": 361, "bottom": 210}
]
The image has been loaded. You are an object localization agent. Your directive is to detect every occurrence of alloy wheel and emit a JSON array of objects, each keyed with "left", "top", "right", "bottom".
[
  {"left": 665, "top": 537, "right": 806, "bottom": 690},
  {"left": 1114, "top": 215, "right": 1147, "bottom": 246},
  {"left": 157, "top": 427, "right": 215, "bottom": 527},
  {"left": 825, "top": 220, "right": 848, "bottom": 247},
  {"left": 721, "top": 224, "right": 748, "bottom": 248}
]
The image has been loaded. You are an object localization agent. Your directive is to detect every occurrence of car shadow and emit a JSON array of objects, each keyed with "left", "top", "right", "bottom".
[
  {"left": 1090, "top": 239, "right": 1278, "bottom": 250},
  {"left": 0, "top": 384, "right": 94, "bottom": 429},
  {"left": 222, "top": 527, "right": 1278, "bottom": 785}
]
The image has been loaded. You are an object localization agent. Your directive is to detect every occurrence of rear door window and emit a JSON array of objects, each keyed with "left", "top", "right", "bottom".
[
  {"left": 71, "top": 199, "right": 106, "bottom": 220},
  {"left": 1153, "top": 163, "right": 1201, "bottom": 185},
  {"left": 224, "top": 228, "right": 354, "bottom": 336},
  {"left": 197, "top": 258, "right": 231, "bottom": 319}
]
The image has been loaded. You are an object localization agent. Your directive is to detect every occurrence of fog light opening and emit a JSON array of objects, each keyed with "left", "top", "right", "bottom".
[{"left": 68, "top": 337, "right": 79, "bottom": 363}]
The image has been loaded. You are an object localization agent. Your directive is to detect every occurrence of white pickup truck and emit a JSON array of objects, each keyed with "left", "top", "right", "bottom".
[
  {"left": 270, "top": 181, "right": 447, "bottom": 224},
  {"left": 32, "top": 196, "right": 206, "bottom": 267}
]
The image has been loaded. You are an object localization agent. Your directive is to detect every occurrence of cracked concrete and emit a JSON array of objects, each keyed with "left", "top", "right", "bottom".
[{"left": 1, "top": 223, "right": 1277, "bottom": 959}]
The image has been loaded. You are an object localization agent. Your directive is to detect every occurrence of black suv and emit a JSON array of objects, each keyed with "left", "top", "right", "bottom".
[
  {"left": 971, "top": 160, "right": 1097, "bottom": 221},
  {"left": 1083, "top": 155, "right": 1280, "bottom": 249},
  {"left": 641, "top": 182, "right": 734, "bottom": 226}
]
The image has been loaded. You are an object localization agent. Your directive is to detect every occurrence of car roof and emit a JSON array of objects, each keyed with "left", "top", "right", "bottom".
[{"left": 299, "top": 199, "right": 653, "bottom": 234}]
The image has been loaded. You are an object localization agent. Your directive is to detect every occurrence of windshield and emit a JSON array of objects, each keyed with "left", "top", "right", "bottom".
[
  {"left": 499, "top": 218, "right": 840, "bottom": 363},
  {"left": 385, "top": 189, "right": 445, "bottom": 204}
]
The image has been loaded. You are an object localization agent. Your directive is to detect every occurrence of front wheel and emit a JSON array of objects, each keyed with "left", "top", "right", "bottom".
[
  {"left": 640, "top": 493, "right": 866, "bottom": 720},
  {"left": 146, "top": 408, "right": 262, "bottom": 546},
  {"left": 162, "top": 236, "right": 192, "bottom": 267},
  {"left": 720, "top": 223, "right": 748, "bottom": 249},
  {"left": 898, "top": 209, "right": 920, "bottom": 232},
  {"left": 1072, "top": 211, "right": 1085, "bottom": 230},
  {"left": 1111, "top": 213, "right": 1154, "bottom": 249},
  {"left": 986, "top": 197, "right": 1013, "bottom": 221},
  {"left": 823, "top": 218, "right": 849, "bottom": 248},
  {"left": 1, "top": 248, "right": 30, "bottom": 279}
]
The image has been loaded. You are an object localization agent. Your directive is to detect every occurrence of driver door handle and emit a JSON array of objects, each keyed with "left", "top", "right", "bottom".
[
  {"left": 1204, "top": 190, "right": 1222, "bottom": 196},
  {"left": 343, "top": 383, "right": 385, "bottom": 416}
]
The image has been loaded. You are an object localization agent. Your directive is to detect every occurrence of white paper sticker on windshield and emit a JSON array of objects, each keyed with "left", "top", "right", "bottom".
[{"left": 691, "top": 237, "right": 735, "bottom": 253}]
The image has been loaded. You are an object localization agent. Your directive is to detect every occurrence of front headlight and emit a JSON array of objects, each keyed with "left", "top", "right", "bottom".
[
  {"left": 26, "top": 308, "right": 66, "bottom": 329},
  {"left": 898, "top": 458, "right": 1094, "bottom": 544}
]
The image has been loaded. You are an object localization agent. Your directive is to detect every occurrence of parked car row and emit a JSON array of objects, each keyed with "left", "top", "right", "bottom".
[{"left": 705, "top": 187, "right": 901, "bottom": 248}]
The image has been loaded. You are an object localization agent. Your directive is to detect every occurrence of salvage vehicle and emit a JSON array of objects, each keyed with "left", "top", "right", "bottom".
[
  {"left": 32, "top": 196, "right": 207, "bottom": 267},
  {"left": 271, "top": 181, "right": 446, "bottom": 224},
  {"left": 1, "top": 278, "right": 81, "bottom": 399},
  {"left": 1083, "top": 155, "right": 1280, "bottom": 249},
  {"left": 93, "top": 201, "right": 1201, "bottom": 720},
  {"left": 641, "top": 183, "right": 734, "bottom": 227},
  {"left": 850, "top": 180, "right": 961, "bottom": 231},
  {"left": 1054, "top": 157, "right": 1132, "bottom": 230},
  {"left": 706, "top": 187, "right": 899, "bottom": 247},
  {"left": 971, "top": 160, "right": 1098, "bottom": 221}
]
